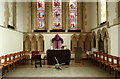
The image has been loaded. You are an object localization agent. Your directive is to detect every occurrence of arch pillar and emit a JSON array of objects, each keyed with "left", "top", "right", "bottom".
[{"left": 96, "top": 38, "right": 99, "bottom": 52}]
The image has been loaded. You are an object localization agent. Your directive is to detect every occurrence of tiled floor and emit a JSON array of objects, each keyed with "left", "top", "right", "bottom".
[{"left": 3, "top": 60, "right": 114, "bottom": 77}]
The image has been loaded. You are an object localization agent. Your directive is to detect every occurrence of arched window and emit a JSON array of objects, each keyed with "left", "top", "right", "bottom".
[
  {"left": 98, "top": 0, "right": 107, "bottom": 24},
  {"left": 53, "top": 0, "right": 62, "bottom": 29},
  {"left": 100, "top": 0, "right": 106, "bottom": 23},
  {"left": 37, "top": 0, "right": 45, "bottom": 30},
  {"left": 69, "top": 0, "right": 77, "bottom": 30}
]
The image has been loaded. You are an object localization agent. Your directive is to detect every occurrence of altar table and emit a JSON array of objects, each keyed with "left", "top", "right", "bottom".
[{"left": 47, "top": 49, "right": 71, "bottom": 65}]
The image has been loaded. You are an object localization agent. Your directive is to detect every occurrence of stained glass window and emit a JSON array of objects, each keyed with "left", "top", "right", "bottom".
[
  {"left": 69, "top": 0, "right": 77, "bottom": 30},
  {"left": 100, "top": 0, "right": 106, "bottom": 23},
  {"left": 37, "top": 0, "right": 45, "bottom": 30},
  {"left": 53, "top": 0, "right": 62, "bottom": 29}
]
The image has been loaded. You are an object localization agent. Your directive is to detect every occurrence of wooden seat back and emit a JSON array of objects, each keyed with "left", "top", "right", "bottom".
[
  {"left": 1, "top": 56, "right": 7, "bottom": 64},
  {"left": 20, "top": 52, "right": 23, "bottom": 57},
  {"left": 93, "top": 52, "right": 97, "bottom": 58},
  {"left": 10, "top": 54, "right": 14, "bottom": 61},
  {"left": 96, "top": 52, "right": 100, "bottom": 59},
  {"left": 107, "top": 55, "right": 113, "bottom": 63},
  {"left": 0, "top": 57, "right": 1, "bottom": 65},
  {"left": 103, "top": 53, "right": 108, "bottom": 62},
  {"left": 112, "top": 56, "right": 118, "bottom": 65},
  {"left": 6, "top": 54, "right": 11, "bottom": 62},
  {"left": 100, "top": 53, "right": 104, "bottom": 60},
  {"left": 17, "top": 52, "right": 21, "bottom": 59},
  {"left": 23, "top": 51, "right": 26, "bottom": 56},
  {"left": 14, "top": 53, "right": 18, "bottom": 59},
  {"left": 118, "top": 57, "right": 120, "bottom": 67}
]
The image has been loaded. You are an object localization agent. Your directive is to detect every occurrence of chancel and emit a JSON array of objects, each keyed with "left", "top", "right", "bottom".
[{"left": 0, "top": 0, "right": 120, "bottom": 78}]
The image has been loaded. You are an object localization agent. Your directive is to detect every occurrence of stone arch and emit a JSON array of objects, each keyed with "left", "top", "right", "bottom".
[
  {"left": 78, "top": 34, "right": 87, "bottom": 58},
  {"left": 92, "top": 31, "right": 96, "bottom": 48},
  {"left": 97, "top": 29, "right": 104, "bottom": 52},
  {"left": 102, "top": 28, "right": 110, "bottom": 54},
  {"left": 38, "top": 34, "right": 44, "bottom": 52},
  {"left": 78, "top": 34, "right": 85, "bottom": 53},
  {"left": 84, "top": 33, "right": 91, "bottom": 52},
  {"left": 71, "top": 34, "right": 78, "bottom": 54},
  {"left": 97, "top": 29, "right": 102, "bottom": 41},
  {"left": 102, "top": 28, "right": 109, "bottom": 38},
  {"left": 31, "top": 35, "right": 37, "bottom": 51},
  {"left": 24, "top": 35, "right": 31, "bottom": 51}
]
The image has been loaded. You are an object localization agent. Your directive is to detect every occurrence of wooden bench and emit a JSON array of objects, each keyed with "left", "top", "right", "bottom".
[
  {"left": 110, "top": 56, "right": 118, "bottom": 74},
  {"left": 0, "top": 56, "right": 9, "bottom": 75},
  {"left": 114, "top": 57, "right": 120, "bottom": 77},
  {"left": 93, "top": 52, "right": 97, "bottom": 64},
  {"left": 6, "top": 54, "right": 14, "bottom": 70},
  {"left": 0, "top": 51, "right": 30, "bottom": 76},
  {"left": 99, "top": 53, "right": 104, "bottom": 68}
]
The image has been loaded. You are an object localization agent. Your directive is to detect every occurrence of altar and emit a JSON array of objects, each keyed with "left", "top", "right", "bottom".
[{"left": 47, "top": 49, "right": 71, "bottom": 65}]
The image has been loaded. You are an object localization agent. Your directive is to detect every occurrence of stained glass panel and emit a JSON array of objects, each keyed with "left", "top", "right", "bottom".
[
  {"left": 37, "top": 20, "right": 45, "bottom": 29},
  {"left": 53, "top": 9, "right": 62, "bottom": 19},
  {"left": 70, "top": 0, "right": 77, "bottom": 10},
  {"left": 53, "top": 0, "right": 62, "bottom": 29},
  {"left": 53, "top": 0, "right": 61, "bottom": 8},
  {"left": 37, "top": 0, "right": 45, "bottom": 10},
  {"left": 70, "top": 11, "right": 77, "bottom": 19},
  {"left": 37, "top": 0, "right": 45, "bottom": 30},
  {"left": 53, "top": 20, "right": 62, "bottom": 29},
  {"left": 69, "top": 0, "right": 77, "bottom": 30},
  {"left": 70, "top": 19, "right": 77, "bottom": 29},
  {"left": 37, "top": 11, "right": 45, "bottom": 19}
]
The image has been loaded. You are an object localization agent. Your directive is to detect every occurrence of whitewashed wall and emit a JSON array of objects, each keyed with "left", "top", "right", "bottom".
[
  {"left": 109, "top": 25, "right": 118, "bottom": 56},
  {"left": 0, "top": 2, "right": 24, "bottom": 56},
  {"left": 0, "top": 27, "right": 23, "bottom": 56},
  {"left": 118, "top": 24, "right": 120, "bottom": 57}
]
